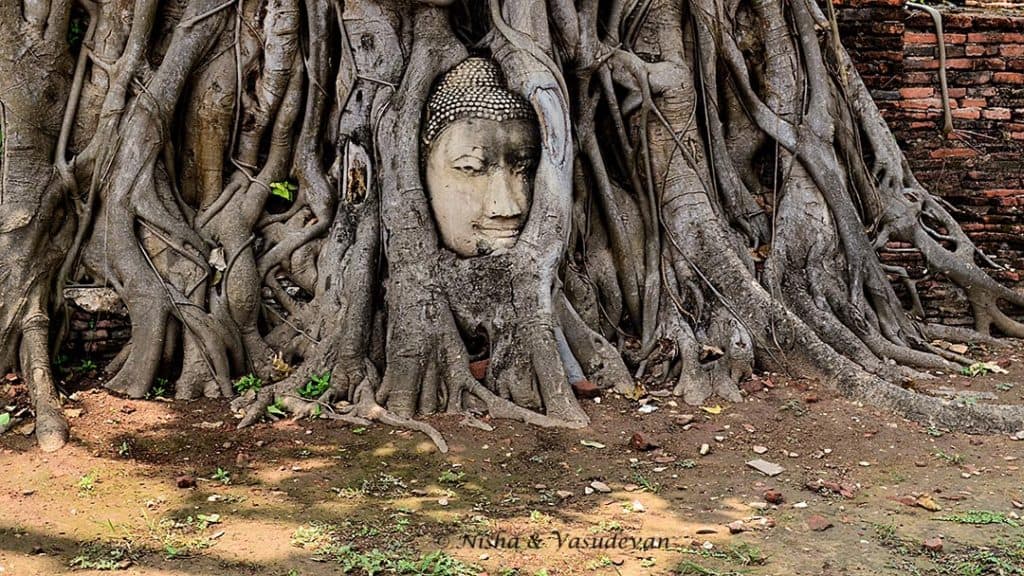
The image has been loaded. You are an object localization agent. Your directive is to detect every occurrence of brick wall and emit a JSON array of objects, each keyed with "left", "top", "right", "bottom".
[{"left": 840, "top": 0, "right": 1024, "bottom": 326}]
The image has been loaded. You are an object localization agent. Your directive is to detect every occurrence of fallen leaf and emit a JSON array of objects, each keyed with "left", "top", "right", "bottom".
[
  {"left": 700, "top": 405, "right": 723, "bottom": 415},
  {"left": 580, "top": 440, "right": 606, "bottom": 449},
  {"left": 915, "top": 494, "right": 942, "bottom": 512}
]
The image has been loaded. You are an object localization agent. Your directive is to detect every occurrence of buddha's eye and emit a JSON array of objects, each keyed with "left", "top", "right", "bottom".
[
  {"left": 511, "top": 158, "right": 535, "bottom": 175},
  {"left": 453, "top": 157, "right": 487, "bottom": 176}
]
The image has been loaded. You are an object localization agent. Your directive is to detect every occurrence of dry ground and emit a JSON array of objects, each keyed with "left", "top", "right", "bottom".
[{"left": 2, "top": 345, "right": 1023, "bottom": 576}]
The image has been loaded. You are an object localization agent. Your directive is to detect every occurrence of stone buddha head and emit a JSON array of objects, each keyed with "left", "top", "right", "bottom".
[{"left": 423, "top": 57, "right": 540, "bottom": 257}]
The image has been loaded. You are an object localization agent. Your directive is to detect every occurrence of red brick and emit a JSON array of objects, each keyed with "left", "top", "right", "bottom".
[
  {"left": 983, "top": 189, "right": 1024, "bottom": 197},
  {"left": 961, "top": 98, "right": 987, "bottom": 107},
  {"left": 905, "top": 57, "right": 940, "bottom": 70},
  {"left": 905, "top": 32, "right": 937, "bottom": 45},
  {"left": 952, "top": 108, "right": 981, "bottom": 120},
  {"left": 900, "top": 86, "right": 935, "bottom": 98},
  {"left": 944, "top": 58, "right": 974, "bottom": 70},
  {"left": 1001, "top": 45, "right": 1024, "bottom": 58},
  {"left": 994, "top": 72, "right": 1024, "bottom": 84},
  {"left": 966, "top": 44, "right": 988, "bottom": 57},
  {"left": 984, "top": 108, "right": 1012, "bottom": 120},
  {"left": 930, "top": 147, "right": 979, "bottom": 159},
  {"left": 902, "top": 97, "right": 944, "bottom": 110}
]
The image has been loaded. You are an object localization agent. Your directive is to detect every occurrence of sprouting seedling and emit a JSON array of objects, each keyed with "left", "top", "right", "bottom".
[{"left": 269, "top": 180, "right": 298, "bottom": 202}]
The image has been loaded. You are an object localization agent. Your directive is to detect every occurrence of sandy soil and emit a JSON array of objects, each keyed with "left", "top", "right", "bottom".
[{"left": 2, "top": 346, "right": 1023, "bottom": 576}]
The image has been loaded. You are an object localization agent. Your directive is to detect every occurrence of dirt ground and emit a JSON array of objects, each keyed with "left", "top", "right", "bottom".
[{"left": 2, "top": 344, "right": 1023, "bottom": 576}]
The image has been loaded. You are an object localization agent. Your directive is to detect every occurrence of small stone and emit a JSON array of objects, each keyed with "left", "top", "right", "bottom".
[
  {"left": 727, "top": 520, "right": 747, "bottom": 534},
  {"left": 748, "top": 502, "right": 769, "bottom": 510},
  {"left": 1012, "top": 500, "right": 1023, "bottom": 509},
  {"left": 922, "top": 537, "right": 943, "bottom": 552},
  {"left": 806, "top": 514, "right": 833, "bottom": 532},
  {"left": 175, "top": 475, "right": 196, "bottom": 489},
  {"left": 675, "top": 414, "right": 695, "bottom": 426},
  {"left": 411, "top": 489, "right": 428, "bottom": 496},
  {"left": 753, "top": 445, "right": 768, "bottom": 454},
  {"left": 793, "top": 501, "right": 808, "bottom": 509},
  {"left": 763, "top": 489, "right": 785, "bottom": 504},
  {"left": 858, "top": 461, "right": 871, "bottom": 467},
  {"left": 590, "top": 481, "right": 612, "bottom": 493},
  {"left": 699, "top": 443, "right": 711, "bottom": 456},
  {"left": 438, "top": 498, "right": 449, "bottom": 506},
  {"left": 479, "top": 553, "right": 490, "bottom": 561},
  {"left": 746, "top": 459, "right": 784, "bottom": 477},
  {"left": 961, "top": 472, "right": 972, "bottom": 479},
  {"left": 534, "top": 484, "right": 547, "bottom": 490},
  {"left": 556, "top": 490, "right": 572, "bottom": 499},
  {"left": 630, "top": 433, "right": 658, "bottom": 452},
  {"left": 630, "top": 500, "right": 645, "bottom": 512},
  {"left": 788, "top": 452, "right": 799, "bottom": 458},
  {"left": 584, "top": 486, "right": 594, "bottom": 495}
]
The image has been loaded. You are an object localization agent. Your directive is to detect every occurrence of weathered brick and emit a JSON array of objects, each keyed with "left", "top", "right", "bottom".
[
  {"left": 994, "top": 72, "right": 1024, "bottom": 84},
  {"left": 952, "top": 108, "right": 982, "bottom": 120},
  {"left": 984, "top": 107, "right": 1013, "bottom": 120},
  {"left": 900, "top": 86, "right": 935, "bottom": 98},
  {"left": 930, "top": 147, "right": 979, "bottom": 159}
]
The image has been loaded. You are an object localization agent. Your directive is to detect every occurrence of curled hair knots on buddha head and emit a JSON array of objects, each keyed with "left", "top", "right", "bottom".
[{"left": 422, "top": 57, "right": 538, "bottom": 148}]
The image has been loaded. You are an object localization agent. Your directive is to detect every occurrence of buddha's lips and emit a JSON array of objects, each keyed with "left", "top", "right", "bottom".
[{"left": 475, "top": 224, "right": 521, "bottom": 238}]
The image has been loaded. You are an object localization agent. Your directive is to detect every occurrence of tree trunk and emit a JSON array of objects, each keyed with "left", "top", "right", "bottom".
[{"left": 2, "top": 0, "right": 1022, "bottom": 452}]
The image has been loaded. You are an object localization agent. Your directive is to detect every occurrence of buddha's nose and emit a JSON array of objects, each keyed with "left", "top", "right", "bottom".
[{"left": 486, "top": 169, "right": 526, "bottom": 219}]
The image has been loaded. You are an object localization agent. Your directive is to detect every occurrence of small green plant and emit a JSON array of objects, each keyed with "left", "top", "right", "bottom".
[
  {"left": 212, "top": 467, "right": 231, "bottom": 485},
  {"left": 78, "top": 358, "right": 97, "bottom": 372},
  {"left": 438, "top": 469, "right": 465, "bottom": 485},
  {"left": 588, "top": 520, "right": 622, "bottom": 534},
  {"left": 351, "top": 426, "right": 367, "bottom": 435},
  {"left": 267, "top": 400, "right": 288, "bottom": 417},
  {"left": 678, "top": 459, "right": 697, "bottom": 469},
  {"left": 233, "top": 373, "right": 263, "bottom": 394},
  {"left": 150, "top": 515, "right": 217, "bottom": 559},
  {"left": 960, "top": 361, "right": 1006, "bottom": 377},
  {"left": 926, "top": 426, "right": 944, "bottom": 437},
  {"left": 291, "top": 523, "right": 477, "bottom": 575},
  {"left": 299, "top": 370, "right": 332, "bottom": 399},
  {"left": 633, "top": 471, "right": 661, "bottom": 493},
  {"left": 933, "top": 450, "right": 964, "bottom": 465},
  {"left": 0, "top": 412, "right": 10, "bottom": 429},
  {"left": 270, "top": 180, "right": 298, "bottom": 202},
  {"left": 69, "top": 541, "right": 136, "bottom": 571},
  {"left": 360, "top": 472, "right": 407, "bottom": 497},
  {"left": 937, "top": 510, "right": 1019, "bottom": 526},
  {"left": 67, "top": 11, "right": 87, "bottom": 51},
  {"left": 149, "top": 378, "right": 169, "bottom": 399},
  {"left": 78, "top": 472, "right": 98, "bottom": 493},
  {"left": 586, "top": 555, "right": 614, "bottom": 570},
  {"left": 996, "top": 382, "right": 1015, "bottom": 392},
  {"left": 529, "top": 510, "right": 551, "bottom": 524},
  {"left": 779, "top": 398, "right": 808, "bottom": 416},
  {"left": 117, "top": 441, "right": 131, "bottom": 457}
]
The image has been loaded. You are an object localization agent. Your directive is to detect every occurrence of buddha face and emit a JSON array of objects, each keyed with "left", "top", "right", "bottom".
[{"left": 425, "top": 117, "right": 539, "bottom": 257}]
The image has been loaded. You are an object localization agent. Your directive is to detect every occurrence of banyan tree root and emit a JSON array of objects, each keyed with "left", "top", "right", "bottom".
[{"left": 2, "top": 0, "right": 1023, "bottom": 453}]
